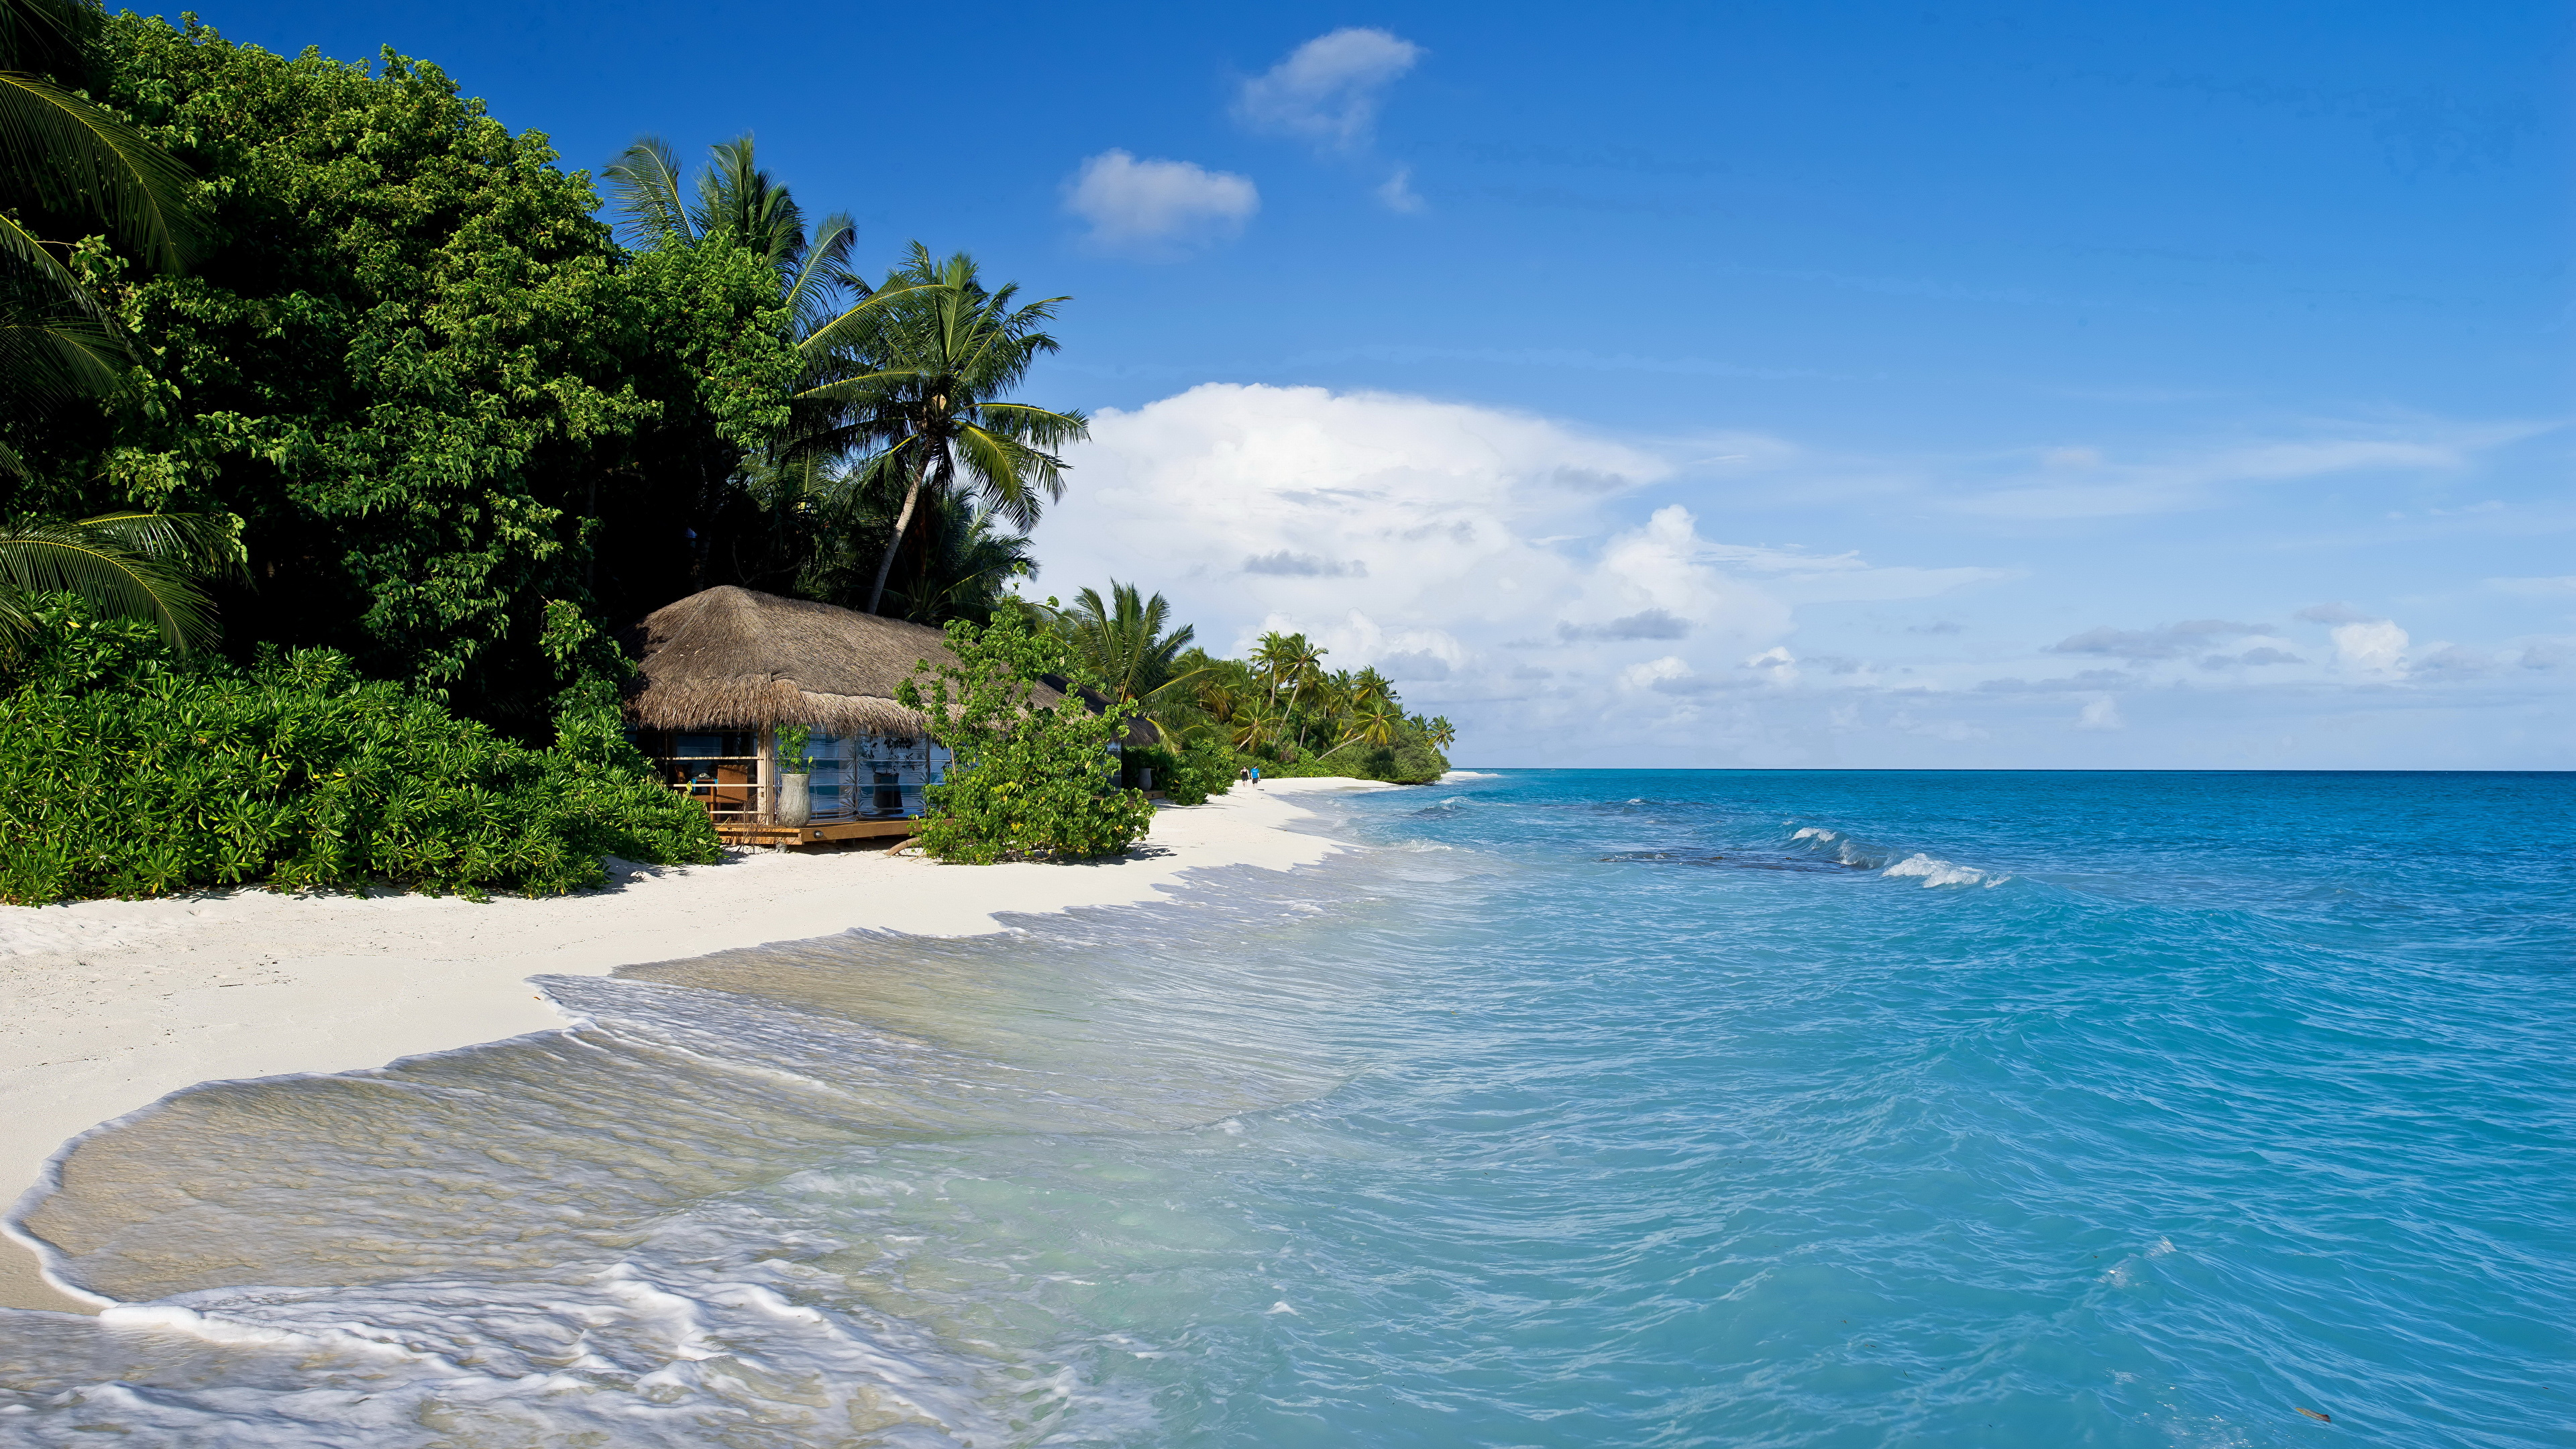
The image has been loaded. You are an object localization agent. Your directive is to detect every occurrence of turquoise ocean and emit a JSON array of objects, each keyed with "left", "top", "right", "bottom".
[{"left": 1, "top": 770, "right": 2569, "bottom": 1446}]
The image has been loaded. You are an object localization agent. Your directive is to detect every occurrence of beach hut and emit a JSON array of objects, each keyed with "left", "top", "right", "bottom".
[{"left": 623, "top": 586, "right": 1067, "bottom": 846}]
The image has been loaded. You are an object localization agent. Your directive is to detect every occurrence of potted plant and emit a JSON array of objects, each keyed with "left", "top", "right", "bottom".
[{"left": 775, "top": 724, "right": 814, "bottom": 826}]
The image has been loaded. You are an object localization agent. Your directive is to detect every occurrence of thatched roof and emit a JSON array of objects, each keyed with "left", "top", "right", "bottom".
[{"left": 623, "top": 586, "right": 1065, "bottom": 736}]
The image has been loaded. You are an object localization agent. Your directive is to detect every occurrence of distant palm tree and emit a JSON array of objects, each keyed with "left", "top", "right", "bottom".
[
  {"left": 1230, "top": 703, "right": 1285, "bottom": 755},
  {"left": 0, "top": 510, "right": 239, "bottom": 656},
  {"left": 796, "top": 244, "right": 1087, "bottom": 615},
  {"left": 1424, "top": 715, "right": 1456, "bottom": 750},
  {"left": 2, "top": 0, "right": 205, "bottom": 473},
  {"left": 1252, "top": 631, "right": 1326, "bottom": 712},
  {"left": 1320, "top": 698, "right": 1401, "bottom": 760}
]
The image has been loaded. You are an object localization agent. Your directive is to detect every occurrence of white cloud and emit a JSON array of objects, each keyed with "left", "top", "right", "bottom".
[
  {"left": 1024, "top": 384, "right": 2002, "bottom": 761},
  {"left": 2330, "top": 619, "right": 2410, "bottom": 675},
  {"left": 1375, "top": 165, "right": 1426, "bottom": 213},
  {"left": 2076, "top": 695, "right": 2125, "bottom": 730},
  {"left": 1063, "top": 150, "right": 1258, "bottom": 256},
  {"left": 1234, "top": 28, "right": 1423, "bottom": 150}
]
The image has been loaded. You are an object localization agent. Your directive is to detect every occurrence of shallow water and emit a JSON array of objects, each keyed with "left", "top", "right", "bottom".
[{"left": 3, "top": 771, "right": 2570, "bottom": 1446}]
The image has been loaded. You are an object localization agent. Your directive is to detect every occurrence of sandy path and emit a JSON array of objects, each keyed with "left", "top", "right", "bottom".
[{"left": 0, "top": 780, "right": 1391, "bottom": 1314}]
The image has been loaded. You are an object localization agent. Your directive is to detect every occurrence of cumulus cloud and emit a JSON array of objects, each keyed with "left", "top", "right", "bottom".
[
  {"left": 2330, "top": 619, "right": 2410, "bottom": 675},
  {"left": 1234, "top": 28, "right": 1424, "bottom": 150},
  {"left": 1022, "top": 384, "right": 2003, "bottom": 760},
  {"left": 1063, "top": 150, "right": 1258, "bottom": 255},
  {"left": 2049, "top": 619, "right": 2267, "bottom": 660},
  {"left": 2076, "top": 695, "right": 2125, "bottom": 731}
]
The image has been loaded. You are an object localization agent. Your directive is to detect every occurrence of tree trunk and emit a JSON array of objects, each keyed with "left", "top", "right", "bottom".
[{"left": 866, "top": 466, "right": 926, "bottom": 615}]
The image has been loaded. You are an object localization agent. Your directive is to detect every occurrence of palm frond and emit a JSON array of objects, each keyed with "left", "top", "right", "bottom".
[
  {"left": 0, "top": 515, "right": 219, "bottom": 653},
  {"left": 601, "top": 135, "right": 692, "bottom": 249},
  {"left": 0, "top": 308, "right": 125, "bottom": 401},
  {"left": 0, "top": 206, "right": 105, "bottom": 319},
  {"left": 0, "top": 69, "right": 205, "bottom": 271}
]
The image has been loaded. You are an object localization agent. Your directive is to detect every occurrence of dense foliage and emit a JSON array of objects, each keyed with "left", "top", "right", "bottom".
[
  {"left": 1029, "top": 582, "right": 1451, "bottom": 786},
  {"left": 0, "top": 8, "right": 1460, "bottom": 896},
  {"left": 1118, "top": 739, "right": 1238, "bottom": 806},
  {"left": 895, "top": 612, "right": 1152, "bottom": 863},
  {"left": 4, "top": 16, "right": 796, "bottom": 733},
  {"left": 0, "top": 599, "right": 718, "bottom": 905}
]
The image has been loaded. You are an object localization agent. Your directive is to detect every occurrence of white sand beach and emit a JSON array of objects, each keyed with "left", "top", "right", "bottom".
[{"left": 0, "top": 780, "right": 1393, "bottom": 1316}]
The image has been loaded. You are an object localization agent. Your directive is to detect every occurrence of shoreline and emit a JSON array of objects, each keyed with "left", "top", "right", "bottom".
[{"left": 0, "top": 779, "right": 1397, "bottom": 1316}]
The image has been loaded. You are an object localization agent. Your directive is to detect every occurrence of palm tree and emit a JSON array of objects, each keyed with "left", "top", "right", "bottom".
[
  {"left": 2, "top": 0, "right": 205, "bottom": 472},
  {"left": 1230, "top": 702, "right": 1285, "bottom": 755},
  {"left": 1424, "top": 715, "right": 1456, "bottom": 750},
  {"left": 1313, "top": 693, "right": 1398, "bottom": 759},
  {"left": 601, "top": 133, "right": 819, "bottom": 276},
  {"left": 0, "top": 510, "right": 238, "bottom": 656},
  {"left": 1056, "top": 581, "right": 1200, "bottom": 705},
  {"left": 796, "top": 244, "right": 1087, "bottom": 615},
  {"left": 1252, "top": 631, "right": 1326, "bottom": 711},
  {"left": 875, "top": 497, "right": 1036, "bottom": 625}
]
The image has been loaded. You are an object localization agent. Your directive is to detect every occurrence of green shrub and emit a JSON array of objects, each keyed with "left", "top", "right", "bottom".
[
  {"left": 0, "top": 600, "right": 718, "bottom": 905},
  {"left": 1122, "top": 739, "right": 1235, "bottom": 806},
  {"left": 896, "top": 614, "right": 1154, "bottom": 863}
]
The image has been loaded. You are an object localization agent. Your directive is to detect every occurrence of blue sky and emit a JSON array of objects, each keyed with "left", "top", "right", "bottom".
[{"left": 165, "top": 2, "right": 2572, "bottom": 766}]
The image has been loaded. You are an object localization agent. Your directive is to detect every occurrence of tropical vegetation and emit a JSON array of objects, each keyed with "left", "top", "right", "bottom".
[
  {"left": 895, "top": 612, "right": 1155, "bottom": 863},
  {"left": 0, "top": 598, "right": 716, "bottom": 906},
  {"left": 0, "top": 4, "right": 1455, "bottom": 897}
]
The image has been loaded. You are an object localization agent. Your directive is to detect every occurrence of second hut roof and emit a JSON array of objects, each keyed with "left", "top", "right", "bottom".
[{"left": 623, "top": 586, "right": 1066, "bottom": 736}]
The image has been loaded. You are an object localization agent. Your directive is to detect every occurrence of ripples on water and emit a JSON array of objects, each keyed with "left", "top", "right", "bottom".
[{"left": 3, "top": 770, "right": 2570, "bottom": 1446}]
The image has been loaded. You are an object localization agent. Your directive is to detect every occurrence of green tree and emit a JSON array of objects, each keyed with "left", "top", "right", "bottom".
[
  {"left": 1053, "top": 580, "right": 1203, "bottom": 707},
  {"left": 798, "top": 244, "right": 1087, "bottom": 615},
  {"left": 19, "top": 16, "right": 797, "bottom": 733},
  {"left": 895, "top": 611, "right": 1151, "bottom": 863}
]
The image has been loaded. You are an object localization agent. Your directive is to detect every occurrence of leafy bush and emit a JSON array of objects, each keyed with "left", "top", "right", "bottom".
[
  {"left": 0, "top": 600, "right": 718, "bottom": 905},
  {"left": 896, "top": 614, "right": 1153, "bottom": 863},
  {"left": 1122, "top": 739, "right": 1235, "bottom": 806}
]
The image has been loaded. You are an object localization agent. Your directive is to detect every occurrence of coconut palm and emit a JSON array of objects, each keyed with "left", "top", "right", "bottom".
[
  {"left": 601, "top": 133, "right": 816, "bottom": 275},
  {"left": 796, "top": 244, "right": 1087, "bottom": 615},
  {"left": 1424, "top": 714, "right": 1456, "bottom": 750},
  {"left": 1252, "top": 631, "right": 1326, "bottom": 711},
  {"left": 1057, "top": 581, "right": 1200, "bottom": 706},
  {"left": 1230, "top": 702, "right": 1285, "bottom": 755},
  {"left": 2, "top": 0, "right": 205, "bottom": 472},
  {"left": 0, "top": 510, "right": 238, "bottom": 655},
  {"left": 1319, "top": 697, "right": 1402, "bottom": 761}
]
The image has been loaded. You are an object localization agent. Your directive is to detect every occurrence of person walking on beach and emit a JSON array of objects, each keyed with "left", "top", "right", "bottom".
[{"left": 1251, "top": 765, "right": 1262, "bottom": 786}]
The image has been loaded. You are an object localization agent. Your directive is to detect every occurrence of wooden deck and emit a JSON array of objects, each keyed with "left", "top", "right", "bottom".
[{"left": 715, "top": 818, "right": 920, "bottom": 848}]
